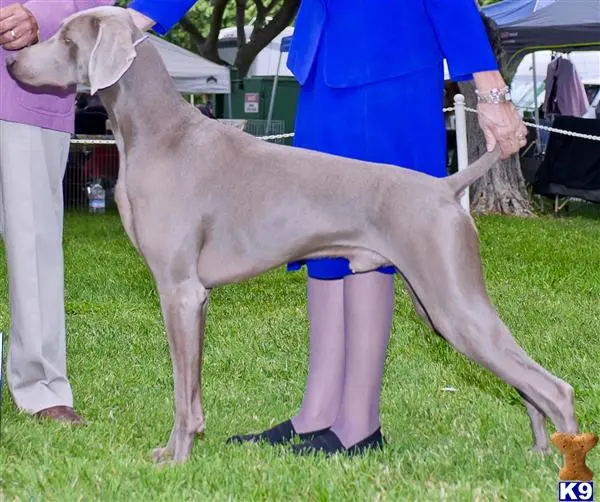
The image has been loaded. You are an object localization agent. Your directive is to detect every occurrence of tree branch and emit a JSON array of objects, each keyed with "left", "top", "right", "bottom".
[
  {"left": 235, "top": 0, "right": 299, "bottom": 76},
  {"left": 265, "top": 0, "right": 278, "bottom": 12},
  {"left": 235, "top": 0, "right": 247, "bottom": 47},
  {"left": 252, "top": 0, "right": 267, "bottom": 31},
  {"left": 205, "top": 0, "right": 229, "bottom": 49},
  {"left": 179, "top": 15, "right": 207, "bottom": 49},
  {"left": 201, "top": 0, "right": 230, "bottom": 63}
]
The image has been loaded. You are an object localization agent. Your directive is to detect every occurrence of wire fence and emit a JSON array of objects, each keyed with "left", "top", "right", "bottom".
[
  {"left": 65, "top": 119, "right": 290, "bottom": 211},
  {"left": 65, "top": 140, "right": 119, "bottom": 211}
]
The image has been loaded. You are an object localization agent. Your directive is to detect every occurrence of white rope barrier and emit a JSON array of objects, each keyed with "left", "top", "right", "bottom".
[
  {"left": 70, "top": 96, "right": 600, "bottom": 212},
  {"left": 69, "top": 95, "right": 600, "bottom": 214},
  {"left": 70, "top": 138, "right": 116, "bottom": 145},
  {"left": 256, "top": 132, "right": 295, "bottom": 141},
  {"left": 69, "top": 131, "right": 295, "bottom": 145},
  {"left": 444, "top": 105, "right": 600, "bottom": 142},
  {"left": 258, "top": 105, "right": 600, "bottom": 142},
  {"left": 70, "top": 105, "right": 600, "bottom": 146}
]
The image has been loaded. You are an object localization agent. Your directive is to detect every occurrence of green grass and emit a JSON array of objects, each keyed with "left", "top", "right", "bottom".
[{"left": 1, "top": 204, "right": 599, "bottom": 501}]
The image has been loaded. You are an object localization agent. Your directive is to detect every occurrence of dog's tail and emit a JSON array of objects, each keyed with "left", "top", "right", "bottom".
[{"left": 446, "top": 147, "right": 502, "bottom": 198}]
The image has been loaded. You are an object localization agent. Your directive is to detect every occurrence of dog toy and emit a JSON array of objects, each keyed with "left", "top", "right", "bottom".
[{"left": 551, "top": 432, "right": 598, "bottom": 481}]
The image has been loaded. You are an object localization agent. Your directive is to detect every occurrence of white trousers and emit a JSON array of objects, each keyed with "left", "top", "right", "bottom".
[{"left": 0, "top": 120, "right": 73, "bottom": 413}]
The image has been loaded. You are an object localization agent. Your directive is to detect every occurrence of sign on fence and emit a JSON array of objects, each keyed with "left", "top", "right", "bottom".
[{"left": 244, "top": 93, "right": 260, "bottom": 113}]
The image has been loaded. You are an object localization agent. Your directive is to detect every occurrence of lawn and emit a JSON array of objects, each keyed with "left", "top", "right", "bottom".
[{"left": 1, "top": 205, "right": 599, "bottom": 501}]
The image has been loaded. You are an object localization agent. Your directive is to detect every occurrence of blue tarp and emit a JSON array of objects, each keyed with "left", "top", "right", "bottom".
[
  {"left": 482, "top": 0, "right": 537, "bottom": 25},
  {"left": 499, "top": 0, "right": 600, "bottom": 66},
  {"left": 481, "top": 0, "right": 555, "bottom": 25}
]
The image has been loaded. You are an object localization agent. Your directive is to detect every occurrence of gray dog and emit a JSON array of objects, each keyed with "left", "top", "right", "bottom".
[{"left": 6, "top": 6, "right": 578, "bottom": 464}]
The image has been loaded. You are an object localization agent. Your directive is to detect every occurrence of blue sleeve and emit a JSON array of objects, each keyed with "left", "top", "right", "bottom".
[
  {"left": 128, "top": 0, "right": 197, "bottom": 35},
  {"left": 424, "top": 0, "right": 498, "bottom": 82}
]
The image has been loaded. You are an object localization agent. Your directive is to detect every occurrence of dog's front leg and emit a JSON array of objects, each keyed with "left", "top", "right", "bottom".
[
  {"left": 114, "top": 179, "right": 140, "bottom": 252},
  {"left": 152, "top": 278, "right": 208, "bottom": 464}
]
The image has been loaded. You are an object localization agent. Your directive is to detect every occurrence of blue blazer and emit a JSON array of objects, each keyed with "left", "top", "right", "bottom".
[
  {"left": 128, "top": 0, "right": 498, "bottom": 86},
  {"left": 287, "top": 0, "right": 498, "bottom": 87}
]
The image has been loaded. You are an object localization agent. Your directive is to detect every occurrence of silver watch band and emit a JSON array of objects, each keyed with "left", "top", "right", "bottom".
[{"left": 475, "top": 86, "right": 512, "bottom": 104}]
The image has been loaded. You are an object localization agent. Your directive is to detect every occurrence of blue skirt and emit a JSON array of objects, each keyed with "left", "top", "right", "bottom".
[{"left": 288, "top": 51, "right": 447, "bottom": 280}]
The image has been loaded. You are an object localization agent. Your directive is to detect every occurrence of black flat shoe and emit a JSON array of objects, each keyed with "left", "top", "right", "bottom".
[
  {"left": 227, "top": 419, "right": 329, "bottom": 446},
  {"left": 291, "top": 428, "right": 384, "bottom": 457}
]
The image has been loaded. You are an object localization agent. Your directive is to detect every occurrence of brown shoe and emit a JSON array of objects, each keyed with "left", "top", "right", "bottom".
[{"left": 34, "top": 406, "right": 85, "bottom": 425}]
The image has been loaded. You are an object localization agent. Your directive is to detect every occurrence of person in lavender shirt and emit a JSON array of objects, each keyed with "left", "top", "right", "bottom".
[{"left": 0, "top": 0, "right": 113, "bottom": 424}]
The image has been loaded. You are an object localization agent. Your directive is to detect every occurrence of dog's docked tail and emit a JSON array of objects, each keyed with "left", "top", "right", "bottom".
[{"left": 446, "top": 147, "right": 502, "bottom": 198}]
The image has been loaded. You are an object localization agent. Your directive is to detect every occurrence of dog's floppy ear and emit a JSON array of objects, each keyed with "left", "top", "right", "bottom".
[{"left": 88, "top": 18, "right": 137, "bottom": 95}]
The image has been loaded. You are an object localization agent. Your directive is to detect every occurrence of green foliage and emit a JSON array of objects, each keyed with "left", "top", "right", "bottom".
[
  {"left": 116, "top": 0, "right": 502, "bottom": 54},
  {"left": 117, "top": 0, "right": 284, "bottom": 52}
]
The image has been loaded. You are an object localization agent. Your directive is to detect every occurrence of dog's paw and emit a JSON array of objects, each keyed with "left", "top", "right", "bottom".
[
  {"left": 151, "top": 446, "right": 173, "bottom": 464},
  {"left": 530, "top": 444, "right": 552, "bottom": 455}
]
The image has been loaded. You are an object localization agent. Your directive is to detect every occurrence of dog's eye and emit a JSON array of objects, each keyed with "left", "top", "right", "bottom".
[{"left": 63, "top": 37, "right": 72, "bottom": 45}]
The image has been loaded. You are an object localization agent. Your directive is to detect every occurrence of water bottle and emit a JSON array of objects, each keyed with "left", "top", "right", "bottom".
[{"left": 87, "top": 180, "right": 106, "bottom": 214}]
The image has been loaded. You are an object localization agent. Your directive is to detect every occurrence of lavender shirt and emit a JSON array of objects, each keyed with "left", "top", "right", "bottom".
[{"left": 0, "top": 0, "right": 113, "bottom": 133}]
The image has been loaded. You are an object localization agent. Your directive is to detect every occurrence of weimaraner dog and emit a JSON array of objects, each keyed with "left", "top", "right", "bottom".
[{"left": 6, "top": 6, "right": 578, "bottom": 464}]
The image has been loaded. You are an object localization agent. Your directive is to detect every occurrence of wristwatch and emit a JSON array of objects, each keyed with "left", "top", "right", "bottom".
[{"left": 475, "top": 86, "right": 512, "bottom": 104}]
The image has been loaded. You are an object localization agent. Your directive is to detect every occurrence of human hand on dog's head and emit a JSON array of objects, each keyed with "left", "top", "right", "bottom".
[{"left": 0, "top": 3, "right": 39, "bottom": 50}]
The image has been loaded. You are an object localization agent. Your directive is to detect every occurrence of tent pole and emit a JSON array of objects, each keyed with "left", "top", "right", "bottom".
[
  {"left": 531, "top": 52, "right": 542, "bottom": 154},
  {"left": 266, "top": 47, "right": 283, "bottom": 136}
]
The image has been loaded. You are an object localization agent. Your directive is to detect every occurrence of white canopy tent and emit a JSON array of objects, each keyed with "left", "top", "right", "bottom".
[{"left": 78, "top": 34, "right": 231, "bottom": 95}]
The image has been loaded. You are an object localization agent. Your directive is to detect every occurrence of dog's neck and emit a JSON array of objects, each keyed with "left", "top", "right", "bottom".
[{"left": 97, "top": 36, "right": 200, "bottom": 156}]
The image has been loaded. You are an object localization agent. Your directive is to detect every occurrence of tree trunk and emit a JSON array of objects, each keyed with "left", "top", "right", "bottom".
[
  {"left": 455, "top": 11, "right": 534, "bottom": 216},
  {"left": 458, "top": 81, "right": 534, "bottom": 215}
]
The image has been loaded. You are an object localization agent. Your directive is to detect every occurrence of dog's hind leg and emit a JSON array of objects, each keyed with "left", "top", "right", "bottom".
[
  {"left": 520, "top": 392, "right": 551, "bottom": 453},
  {"left": 391, "top": 210, "right": 578, "bottom": 450},
  {"left": 400, "top": 278, "right": 435, "bottom": 332},
  {"left": 151, "top": 277, "right": 208, "bottom": 464}
]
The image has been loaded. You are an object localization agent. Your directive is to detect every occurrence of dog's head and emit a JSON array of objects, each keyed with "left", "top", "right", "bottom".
[{"left": 6, "top": 6, "right": 140, "bottom": 95}]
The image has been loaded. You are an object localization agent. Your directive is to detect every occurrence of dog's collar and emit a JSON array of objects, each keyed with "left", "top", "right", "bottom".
[{"left": 133, "top": 34, "right": 149, "bottom": 47}]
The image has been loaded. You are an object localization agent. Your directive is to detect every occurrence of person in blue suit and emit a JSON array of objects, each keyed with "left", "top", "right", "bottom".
[{"left": 128, "top": 0, "right": 528, "bottom": 456}]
